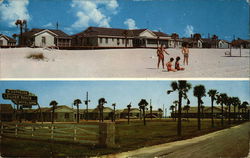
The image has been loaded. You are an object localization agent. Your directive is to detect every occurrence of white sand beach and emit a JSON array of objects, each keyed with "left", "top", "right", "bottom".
[{"left": 0, "top": 48, "right": 249, "bottom": 78}]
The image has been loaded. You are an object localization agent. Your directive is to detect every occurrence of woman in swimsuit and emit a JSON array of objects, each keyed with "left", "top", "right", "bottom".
[
  {"left": 181, "top": 43, "right": 189, "bottom": 65},
  {"left": 175, "top": 56, "right": 185, "bottom": 71},
  {"left": 166, "top": 58, "right": 176, "bottom": 72},
  {"left": 157, "top": 44, "right": 169, "bottom": 69}
]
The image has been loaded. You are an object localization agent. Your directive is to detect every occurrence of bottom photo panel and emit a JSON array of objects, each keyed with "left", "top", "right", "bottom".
[{"left": 0, "top": 80, "right": 249, "bottom": 158}]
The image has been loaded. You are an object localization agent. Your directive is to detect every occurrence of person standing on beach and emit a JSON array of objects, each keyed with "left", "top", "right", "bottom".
[
  {"left": 182, "top": 43, "right": 189, "bottom": 65},
  {"left": 157, "top": 44, "right": 169, "bottom": 69}
]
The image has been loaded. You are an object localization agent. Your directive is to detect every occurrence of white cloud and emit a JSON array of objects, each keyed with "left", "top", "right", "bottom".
[
  {"left": 70, "top": 0, "right": 119, "bottom": 30},
  {"left": 184, "top": 25, "right": 194, "bottom": 37},
  {"left": 42, "top": 22, "right": 53, "bottom": 28},
  {"left": 124, "top": 18, "right": 138, "bottom": 30},
  {"left": 247, "top": 0, "right": 249, "bottom": 4},
  {"left": 0, "top": 0, "right": 30, "bottom": 27}
]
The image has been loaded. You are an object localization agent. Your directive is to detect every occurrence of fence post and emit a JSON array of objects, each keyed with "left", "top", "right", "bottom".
[
  {"left": 51, "top": 125, "right": 54, "bottom": 140},
  {"left": 74, "top": 125, "right": 77, "bottom": 141},
  {"left": 32, "top": 125, "right": 34, "bottom": 137},
  {"left": 15, "top": 124, "right": 18, "bottom": 137},
  {"left": 99, "top": 122, "right": 115, "bottom": 148}
]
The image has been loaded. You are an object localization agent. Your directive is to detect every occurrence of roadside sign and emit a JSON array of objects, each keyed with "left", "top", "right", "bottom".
[{"left": 2, "top": 89, "right": 38, "bottom": 108}]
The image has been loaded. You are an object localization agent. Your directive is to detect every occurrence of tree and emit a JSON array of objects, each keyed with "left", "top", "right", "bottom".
[
  {"left": 127, "top": 103, "right": 132, "bottom": 124},
  {"left": 231, "top": 97, "right": 240, "bottom": 122},
  {"left": 158, "top": 108, "right": 163, "bottom": 119},
  {"left": 112, "top": 103, "right": 116, "bottom": 122},
  {"left": 74, "top": 99, "right": 82, "bottom": 123},
  {"left": 207, "top": 89, "right": 218, "bottom": 127},
  {"left": 49, "top": 100, "right": 58, "bottom": 124},
  {"left": 169, "top": 105, "right": 175, "bottom": 120},
  {"left": 216, "top": 93, "right": 228, "bottom": 126},
  {"left": 193, "top": 85, "right": 206, "bottom": 130},
  {"left": 15, "top": 19, "right": 27, "bottom": 46},
  {"left": 167, "top": 80, "right": 192, "bottom": 136},
  {"left": 138, "top": 99, "right": 148, "bottom": 125},
  {"left": 226, "top": 97, "right": 233, "bottom": 124},
  {"left": 241, "top": 101, "right": 249, "bottom": 120},
  {"left": 98, "top": 98, "right": 107, "bottom": 122}
]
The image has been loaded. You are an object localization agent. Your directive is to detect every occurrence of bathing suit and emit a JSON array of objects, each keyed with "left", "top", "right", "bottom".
[
  {"left": 167, "top": 62, "right": 172, "bottom": 71},
  {"left": 184, "top": 53, "right": 189, "bottom": 57},
  {"left": 175, "top": 62, "right": 180, "bottom": 70}
]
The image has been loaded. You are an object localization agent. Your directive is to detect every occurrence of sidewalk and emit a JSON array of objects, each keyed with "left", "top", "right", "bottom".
[{"left": 103, "top": 122, "right": 250, "bottom": 158}]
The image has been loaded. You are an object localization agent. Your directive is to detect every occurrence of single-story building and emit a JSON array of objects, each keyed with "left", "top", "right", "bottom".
[
  {"left": 0, "top": 34, "right": 16, "bottom": 46},
  {"left": 21, "top": 29, "right": 72, "bottom": 48},
  {"left": 0, "top": 104, "right": 14, "bottom": 121},
  {"left": 71, "top": 26, "right": 173, "bottom": 48}
]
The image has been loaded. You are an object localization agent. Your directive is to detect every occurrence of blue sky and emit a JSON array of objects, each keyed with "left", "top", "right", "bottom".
[
  {"left": 0, "top": 80, "right": 249, "bottom": 116},
  {"left": 0, "top": 0, "right": 249, "bottom": 41}
]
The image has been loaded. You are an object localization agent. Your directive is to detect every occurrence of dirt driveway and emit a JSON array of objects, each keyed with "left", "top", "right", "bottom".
[{"left": 103, "top": 122, "right": 250, "bottom": 158}]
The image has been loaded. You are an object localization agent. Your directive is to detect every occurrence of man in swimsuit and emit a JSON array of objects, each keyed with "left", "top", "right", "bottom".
[
  {"left": 181, "top": 43, "right": 189, "bottom": 65},
  {"left": 157, "top": 44, "right": 169, "bottom": 69}
]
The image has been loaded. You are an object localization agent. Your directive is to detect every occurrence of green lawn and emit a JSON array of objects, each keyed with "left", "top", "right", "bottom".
[{"left": 0, "top": 118, "right": 242, "bottom": 157}]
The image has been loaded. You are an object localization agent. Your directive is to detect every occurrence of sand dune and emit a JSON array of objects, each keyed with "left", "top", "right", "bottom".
[{"left": 0, "top": 48, "right": 249, "bottom": 78}]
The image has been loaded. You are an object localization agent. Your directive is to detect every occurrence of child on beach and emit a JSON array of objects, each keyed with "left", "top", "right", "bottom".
[
  {"left": 166, "top": 58, "right": 176, "bottom": 72},
  {"left": 175, "top": 56, "right": 185, "bottom": 71},
  {"left": 157, "top": 44, "right": 169, "bottom": 69},
  {"left": 181, "top": 43, "right": 189, "bottom": 65}
]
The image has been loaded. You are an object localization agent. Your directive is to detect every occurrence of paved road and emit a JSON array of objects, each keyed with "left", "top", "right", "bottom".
[{"left": 103, "top": 122, "right": 250, "bottom": 158}]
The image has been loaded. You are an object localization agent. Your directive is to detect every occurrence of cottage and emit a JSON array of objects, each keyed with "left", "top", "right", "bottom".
[
  {"left": 0, "top": 34, "right": 16, "bottom": 46},
  {"left": 217, "top": 40, "right": 230, "bottom": 49},
  {"left": 120, "top": 108, "right": 140, "bottom": 119},
  {"left": 71, "top": 27, "right": 171, "bottom": 48},
  {"left": 21, "top": 29, "right": 71, "bottom": 48},
  {"left": 0, "top": 104, "right": 14, "bottom": 121},
  {"left": 181, "top": 38, "right": 203, "bottom": 48}
]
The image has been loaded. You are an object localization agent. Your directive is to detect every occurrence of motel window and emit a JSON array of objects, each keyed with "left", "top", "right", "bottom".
[
  {"left": 0, "top": 40, "right": 3, "bottom": 46},
  {"left": 106, "top": 38, "right": 108, "bottom": 44},
  {"left": 147, "top": 39, "right": 157, "bottom": 44},
  {"left": 112, "top": 38, "right": 114, "bottom": 42},
  {"left": 122, "top": 39, "right": 125, "bottom": 44},
  {"left": 100, "top": 38, "right": 103, "bottom": 43},
  {"left": 65, "top": 113, "right": 69, "bottom": 119}
]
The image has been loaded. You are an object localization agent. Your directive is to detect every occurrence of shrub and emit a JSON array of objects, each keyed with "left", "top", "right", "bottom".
[{"left": 26, "top": 53, "right": 46, "bottom": 60}]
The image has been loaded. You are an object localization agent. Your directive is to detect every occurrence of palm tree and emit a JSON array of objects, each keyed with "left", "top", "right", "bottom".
[
  {"left": 167, "top": 80, "right": 192, "bottom": 136},
  {"left": 158, "top": 108, "right": 163, "bottom": 119},
  {"left": 49, "top": 100, "right": 58, "bottom": 124},
  {"left": 98, "top": 98, "right": 107, "bottom": 122},
  {"left": 173, "top": 100, "right": 178, "bottom": 121},
  {"left": 193, "top": 85, "right": 206, "bottom": 130},
  {"left": 15, "top": 19, "right": 27, "bottom": 46},
  {"left": 112, "top": 103, "right": 116, "bottom": 122},
  {"left": 74, "top": 99, "right": 82, "bottom": 123},
  {"left": 216, "top": 93, "right": 228, "bottom": 126},
  {"left": 231, "top": 97, "right": 240, "bottom": 122},
  {"left": 127, "top": 103, "right": 131, "bottom": 124},
  {"left": 241, "top": 101, "right": 249, "bottom": 120},
  {"left": 207, "top": 89, "right": 218, "bottom": 127},
  {"left": 138, "top": 99, "right": 148, "bottom": 125},
  {"left": 169, "top": 105, "right": 175, "bottom": 120},
  {"left": 226, "top": 97, "right": 234, "bottom": 125}
]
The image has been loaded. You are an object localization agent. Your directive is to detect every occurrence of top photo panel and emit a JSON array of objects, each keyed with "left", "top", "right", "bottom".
[{"left": 0, "top": 0, "right": 249, "bottom": 79}]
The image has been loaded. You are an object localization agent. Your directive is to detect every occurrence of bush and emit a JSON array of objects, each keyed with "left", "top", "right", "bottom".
[{"left": 26, "top": 53, "right": 46, "bottom": 60}]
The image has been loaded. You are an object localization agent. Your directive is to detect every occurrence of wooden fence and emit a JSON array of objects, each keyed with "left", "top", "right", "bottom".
[{"left": 0, "top": 122, "right": 115, "bottom": 147}]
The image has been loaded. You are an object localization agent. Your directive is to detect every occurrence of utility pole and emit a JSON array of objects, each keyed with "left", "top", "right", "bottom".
[
  {"left": 165, "top": 108, "right": 167, "bottom": 118},
  {"left": 56, "top": 22, "right": 59, "bottom": 30},
  {"left": 150, "top": 99, "right": 152, "bottom": 120},
  {"left": 84, "top": 92, "right": 90, "bottom": 121},
  {"left": 163, "top": 104, "right": 165, "bottom": 118}
]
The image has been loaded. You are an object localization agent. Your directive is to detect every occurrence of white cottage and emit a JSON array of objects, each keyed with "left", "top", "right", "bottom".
[
  {"left": 22, "top": 29, "right": 71, "bottom": 47},
  {"left": 218, "top": 40, "right": 229, "bottom": 49},
  {"left": 0, "top": 34, "right": 16, "bottom": 46}
]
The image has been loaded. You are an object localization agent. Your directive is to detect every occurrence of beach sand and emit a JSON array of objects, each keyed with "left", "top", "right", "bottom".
[{"left": 0, "top": 48, "right": 249, "bottom": 78}]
